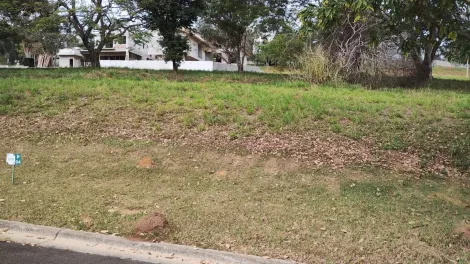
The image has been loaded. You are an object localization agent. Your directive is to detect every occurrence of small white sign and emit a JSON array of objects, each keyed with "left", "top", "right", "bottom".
[{"left": 6, "top": 153, "right": 15, "bottom": 166}]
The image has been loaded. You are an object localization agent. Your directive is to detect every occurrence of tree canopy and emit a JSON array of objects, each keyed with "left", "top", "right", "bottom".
[
  {"left": 58, "top": 0, "right": 144, "bottom": 67},
  {"left": 299, "top": 0, "right": 469, "bottom": 80},
  {"left": 0, "top": 0, "right": 68, "bottom": 65},
  {"left": 201, "top": 0, "right": 305, "bottom": 72},
  {"left": 139, "top": 0, "right": 204, "bottom": 71}
]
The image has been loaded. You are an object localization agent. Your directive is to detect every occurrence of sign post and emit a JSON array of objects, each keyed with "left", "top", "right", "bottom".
[{"left": 6, "top": 153, "right": 21, "bottom": 184}]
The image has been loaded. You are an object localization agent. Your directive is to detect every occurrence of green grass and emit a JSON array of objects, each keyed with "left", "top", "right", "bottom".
[
  {"left": 1, "top": 68, "right": 469, "bottom": 172},
  {"left": 0, "top": 68, "right": 469, "bottom": 263}
]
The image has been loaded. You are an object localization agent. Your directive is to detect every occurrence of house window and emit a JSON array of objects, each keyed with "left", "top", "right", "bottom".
[
  {"left": 101, "top": 56, "right": 109, "bottom": 60},
  {"left": 198, "top": 44, "right": 203, "bottom": 59}
]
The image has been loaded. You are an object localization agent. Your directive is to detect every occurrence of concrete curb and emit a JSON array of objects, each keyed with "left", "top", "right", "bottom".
[{"left": 0, "top": 220, "right": 298, "bottom": 264}]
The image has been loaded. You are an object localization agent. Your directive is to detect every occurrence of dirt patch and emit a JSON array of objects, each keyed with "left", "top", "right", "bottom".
[
  {"left": 263, "top": 157, "right": 300, "bottom": 175},
  {"left": 381, "top": 151, "right": 420, "bottom": 173},
  {"left": 428, "top": 193, "right": 469, "bottom": 207},
  {"left": 216, "top": 153, "right": 258, "bottom": 169},
  {"left": 137, "top": 157, "right": 154, "bottom": 169},
  {"left": 453, "top": 223, "right": 470, "bottom": 240},
  {"left": 215, "top": 170, "right": 227, "bottom": 178},
  {"left": 135, "top": 212, "right": 168, "bottom": 234},
  {"left": 80, "top": 214, "right": 94, "bottom": 228},
  {"left": 241, "top": 132, "right": 375, "bottom": 168},
  {"left": 322, "top": 176, "right": 341, "bottom": 195}
]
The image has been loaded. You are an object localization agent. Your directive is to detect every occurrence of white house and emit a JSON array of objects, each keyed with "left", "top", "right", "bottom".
[{"left": 57, "top": 30, "right": 259, "bottom": 72}]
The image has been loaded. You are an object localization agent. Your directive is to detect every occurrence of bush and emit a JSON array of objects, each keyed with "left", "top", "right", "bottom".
[{"left": 293, "top": 45, "right": 340, "bottom": 84}]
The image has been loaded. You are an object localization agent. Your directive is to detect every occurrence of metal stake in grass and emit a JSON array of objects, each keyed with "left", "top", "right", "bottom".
[{"left": 11, "top": 164, "right": 15, "bottom": 184}]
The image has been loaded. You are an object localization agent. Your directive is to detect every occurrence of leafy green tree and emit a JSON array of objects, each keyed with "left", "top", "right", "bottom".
[
  {"left": 299, "top": 0, "right": 467, "bottom": 80},
  {"left": 0, "top": 0, "right": 70, "bottom": 65},
  {"left": 445, "top": 4, "right": 470, "bottom": 65},
  {"left": 255, "top": 29, "right": 305, "bottom": 67},
  {"left": 58, "top": 0, "right": 144, "bottom": 67},
  {"left": 202, "top": 0, "right": 303, "bottom": 72},
  {"left": 139, "top": 0, "right": 204, "bottom": 71}
]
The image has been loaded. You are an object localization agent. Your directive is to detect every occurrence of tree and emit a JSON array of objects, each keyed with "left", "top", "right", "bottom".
[
  {"left": 299, "top": 0, "right": 467, "bottom": 81},
  {"left": 255, "top": 28, "right": 305, "bottom": 67},
  {"left": 0, "top": 0, "right": 70, "bottom": 66},
  {"left": 198, "top": 23, "right": 238, "bottom": 64},
  {"left": 445, "top": 3, "right": 470, "bottom": 65},
  {"left": 138, "top": 0, "right": 204, "bottom": 71},
  {"left": 58, "top": 0, "right": 143, "bottom": 67},
  {"left": 202, "top": 0, "right": 303, "bottom": 72}
]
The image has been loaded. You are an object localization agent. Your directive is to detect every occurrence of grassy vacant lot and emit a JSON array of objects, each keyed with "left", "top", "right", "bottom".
[
  {"left": 433, "top": 66, "right": 469, "bottom": 80},
  {"left": 0, "top": 68, "right": 469, "bottom": 263}
]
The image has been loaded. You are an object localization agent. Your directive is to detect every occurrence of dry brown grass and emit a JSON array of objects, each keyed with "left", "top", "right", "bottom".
[
  {"left": 433, "top": 66, "right": 469, "bottom": 80},
  {"left": 0, "top": 139, "right": 469, "bottom": 263}
]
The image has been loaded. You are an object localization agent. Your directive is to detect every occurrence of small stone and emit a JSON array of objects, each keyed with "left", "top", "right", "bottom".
[
  {"left": 139, "top": 232, "right": 146, "bottom": 236},
  {"left": 108, "top": 209, "right": 117, "bottom": 213},
  {"left": 224, "top": 243, "right": 231, "bottom": 249},
  {"left": 340, "top": 229, "right": 348, "bottom": 233},
  {"left": 0, "top": 199, "right": 5, "bottom": 202},
  {"left": 100, "top": 230, "right": 109, "bottom": 234},
  {"left": 262, "top": 256, "right": 271, "bottom": 259},
  {"left": 19, "top": 200, "right": 26, "bottom": 202},
  {"left": 320, "top": 227, "right": 327, "bottom": 231},
  {"left": 37, "top": 236, "right": 46, "bottom": 240}
]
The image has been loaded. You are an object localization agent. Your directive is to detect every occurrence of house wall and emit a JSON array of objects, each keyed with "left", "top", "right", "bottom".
[
  {"left": 58, "top": 56, "right": 83, "bottom": 68},
  {"left": 187, "top": 39, "right": 203, "bottom": 60},
  {"left": 127, "top": 31, "right": 164, "bottom": 60}
]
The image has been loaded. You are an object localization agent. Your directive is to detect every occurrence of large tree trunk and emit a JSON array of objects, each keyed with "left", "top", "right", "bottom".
[
  {"left": 89, "top": 49, "right": 101, "bottom": 68},
  {"left": 411, "top": 49, "right": 433, "bottom": 81},
  {"left": 172, "top": 60, "right": 178, "bottom": 71}
]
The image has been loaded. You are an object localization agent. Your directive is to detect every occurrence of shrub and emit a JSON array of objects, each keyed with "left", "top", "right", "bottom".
[{"left": 293, "top": 45, "right": 340, "bottom": 84}]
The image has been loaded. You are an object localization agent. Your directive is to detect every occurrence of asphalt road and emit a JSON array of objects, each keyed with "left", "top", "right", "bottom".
[{"left": 0, "top": 242, "right": 153, "bottom": 264}]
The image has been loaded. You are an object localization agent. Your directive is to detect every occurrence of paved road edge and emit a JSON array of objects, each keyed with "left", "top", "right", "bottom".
[{"left": 0, "top": 220, "right": 298, "bottom": 264}]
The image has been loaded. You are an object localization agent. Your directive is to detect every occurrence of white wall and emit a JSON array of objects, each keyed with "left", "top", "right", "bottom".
[
  {"left": 213, "top": 63, "right": 262, "bottom": 73},
  {"left": 433, "top": 60, "right": 467, "bottom": 69},
  {"left": 100, "top": 61, "right": 262, "bottom": 72},
  {"left": 100, "top": 60, "right": 214, "bottom": 71}
]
